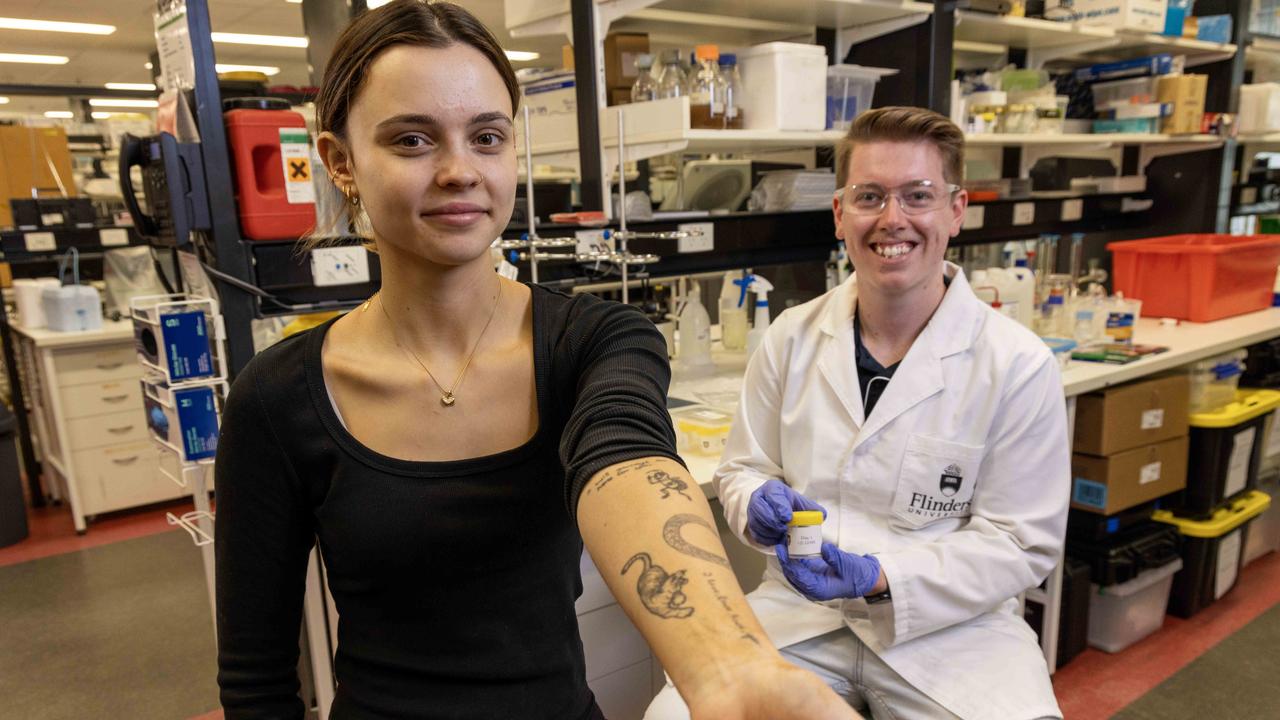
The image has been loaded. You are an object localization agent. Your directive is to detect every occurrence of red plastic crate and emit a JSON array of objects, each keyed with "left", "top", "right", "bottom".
[{"left": 1107, "top": 234, "right": 1280, "bottom": 323}]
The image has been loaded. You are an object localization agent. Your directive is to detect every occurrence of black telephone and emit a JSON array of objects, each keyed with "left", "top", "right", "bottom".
[{"left": 118, "top": 132, "right": 211, "bottom": 247}]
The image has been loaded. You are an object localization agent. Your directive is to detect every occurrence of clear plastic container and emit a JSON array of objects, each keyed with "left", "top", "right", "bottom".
[
  {"left": 1188, "top": 349, "right": 1248, "bottom": 413},
  {"left": 1086, "top": 557, "right": 1182, "bottom": 653},
  {"left": 630, "top": 53, "right": 657, "bottom": 103},
  {"left": 688, "top": 44, "right": 725, "bottom": 129},
  {"left": 825, "top": 65, "right": 891, "bottom": 130},
  {"left": 1090, "top": 76, "right": 1159, "bottom": 112},
  {"left": 671, "top": 406, "right": 734, "bottom": 456},
  {"left": 656, "top": 49, "right": 687, "bottom": 100},
  {"left": 718, "top": 54, "right": 744, "bottom": 129}
]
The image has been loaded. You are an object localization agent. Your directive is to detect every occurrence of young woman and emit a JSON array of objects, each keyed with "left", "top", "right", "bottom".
[{"left": 214, "top": 2, "right": 857, "bottom": 719}]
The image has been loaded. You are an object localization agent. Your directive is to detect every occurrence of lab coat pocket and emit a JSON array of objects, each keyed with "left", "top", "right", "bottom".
[{"left": 890, "top": 434, "right": 985, "bottom": 529}]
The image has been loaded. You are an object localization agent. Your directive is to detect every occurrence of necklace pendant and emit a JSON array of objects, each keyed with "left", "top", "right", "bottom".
[{"left": 441, "top": 392, "right": 456, "bottom": 407}]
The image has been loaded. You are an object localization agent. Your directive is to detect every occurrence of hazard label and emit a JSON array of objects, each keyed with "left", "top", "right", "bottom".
[{"left": 280, "top": 128, "right": 316, "bottom": 205}]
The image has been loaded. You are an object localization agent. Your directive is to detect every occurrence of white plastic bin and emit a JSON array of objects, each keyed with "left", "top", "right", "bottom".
[
  {"left": 1188, "top": 349, "right": 1248, "bottom": 414},
  {"left": 826, "top": 65, "right": 896, "bottom": 130},
  {"left": 1239, "top": 83, "right": 1280, "bottom": 133},
  {"left": 1243, "top": 473, "right": 1280, "bottom": 565},
  {"left": 1087, "top": 557, "right": 1182, "bottom": 653},
  {"left": 738, "top": 42, "right": 827, "bottom": 131}
]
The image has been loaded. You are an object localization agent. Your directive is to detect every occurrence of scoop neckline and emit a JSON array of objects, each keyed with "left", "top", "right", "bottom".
[{"left": 305, "top": 282, "right": 550, "bottom": 477}]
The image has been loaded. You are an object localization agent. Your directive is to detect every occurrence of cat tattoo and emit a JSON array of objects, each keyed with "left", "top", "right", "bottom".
[
  {"left": 621, "top": 553, "right": 695, "bottom": 619},
  {"left": 647, "top": 470, "right": 692, "bottom": 501}
]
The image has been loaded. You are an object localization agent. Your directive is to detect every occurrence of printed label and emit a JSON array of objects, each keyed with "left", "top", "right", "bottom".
[
  {"left": 1265, "top": 411, "right": 1280, "bottom": 458},
  {"left": 1013, "top": 202, "right": 1035, "bottom": 226},
  {"left": 1072, "top": 477, "right": 1108, "bottom": 509},
  {"left": 99, "top": 228, "right": 129, "bottom": 247},
  {"left": 1141, "top": 408, "right": 1165, "bottom": 430},
  {"left": 280, "top": 129, "right": 316, "bottom": 205},
  {"left": 1139, "top": 461, "right": 1162, "bottom": 485},
  {"left": 1224, "top": 427, "right": 1257, "bottom": 498},
  {"left": 962, "top": 205, "right": 985, "bottom": 230},
  {"left": 1214, "top": 530, "right": 1241, "bottom": 599},
  {"left": 1061, "top": 198, "right": 1083, "bottom": 222},
  {"left": 24, "top": 232, "right": 56, "bottom": 252}
]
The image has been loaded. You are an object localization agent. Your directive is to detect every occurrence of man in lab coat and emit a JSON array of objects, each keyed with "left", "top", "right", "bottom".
[{"left": 647, "top": 107, "right": 1068, "bottom": 719}]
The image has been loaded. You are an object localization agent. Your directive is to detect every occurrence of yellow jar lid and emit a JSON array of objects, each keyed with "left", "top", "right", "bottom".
[
  {"left": 1189, "top": 389, "right": 1280, "bottom": 428},
  {"left": 789, "top": 511, "right": 824, "bottom": 527}
]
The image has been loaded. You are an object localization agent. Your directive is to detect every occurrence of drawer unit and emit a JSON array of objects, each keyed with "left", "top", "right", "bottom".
[
  {"left": 59, "top": 379, "right": 144, "bottom": 420},
  {"left": 73, "top": 441, "right": 182, "bottom": 516},
  {"left": 52, "top": 345, "right": 140, "bottom": 387},
  {"left": 66, "top": 410, "right": 149, "bottom": 450}
]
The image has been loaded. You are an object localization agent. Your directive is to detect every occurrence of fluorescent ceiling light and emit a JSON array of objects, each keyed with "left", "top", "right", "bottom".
[
  {"left": 504, "top": 50, "right": 540, "bottom": 62},
  {"left": 105, "top": 82, "right": 156, "bottom": 91},
  {"left": 211, "top": 32, "right": 308, "bottom": 48},
  {"left": 215, "top": 63, "right": 280, "bottom": 75},
  {"left": 89, "top": 98, "right": 159, "bottom": 108},
  {"left": 0, "top": 53, "right": 69, "bottom": 64},
  {"left": 0, "top": 97, "right": 9, "bottom": 104},
  {"left": 45, "top": 110, "right": 74, "bottom": 118},
  {"left": 144, "top": 61, "right": 153, "bottom": 69},
  {"left": 0, "top": 17, "right": 115, "bottom": 35},
  {"left": 91, "top": 111, "right": 148, "bottom": 119},
  {"left": 367, "top": 0, "right": 392, "bottom": 7},
  {"left": 286, "top": 0, "right": 302, "bottom": 3}
]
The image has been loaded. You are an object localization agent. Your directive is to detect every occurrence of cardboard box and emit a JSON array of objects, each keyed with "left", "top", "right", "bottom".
[
  {"left": 0, "top": 126, "right": 77, "bottom": 228},
  {"left": 1157, "top": 74, "right": 1208, "bottom": 135},
  {"left": 1075, "top": 373, "right": 1190, "bottom": 456},
  {"left": 1071, "top": 435, "right": 1189, "bottom": 515},
  {"left": 1073, "top": 0, "right": 1168, "bottom": 32},
  {"left": 608, "top": 87, "right": 632, "bottom": 106},
  {"left": 604, "top": 32, "right": 649, "bottom": 90}
]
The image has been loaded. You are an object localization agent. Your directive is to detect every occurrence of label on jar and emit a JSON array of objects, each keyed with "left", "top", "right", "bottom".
[{"left": 787, "top": 525, "right": 823, "bottom": 557}]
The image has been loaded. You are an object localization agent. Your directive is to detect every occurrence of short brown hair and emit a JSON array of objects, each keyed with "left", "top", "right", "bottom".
[
  {"left": 835, "top": 106, "right": 965, "bottom": 187},
  {"left": 305, "top": 1, "right": 520, "bottom": 248}
]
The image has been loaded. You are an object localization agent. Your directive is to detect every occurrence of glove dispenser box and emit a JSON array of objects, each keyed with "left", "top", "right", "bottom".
[
  {"left": 142, "top": 377, "right": 223, "bottom": 462},
  {"left": 131, "top": 295, "right": 224, "bottom": 383}
]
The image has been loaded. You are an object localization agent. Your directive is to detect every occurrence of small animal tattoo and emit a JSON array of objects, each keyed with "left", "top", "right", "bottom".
[
  {"left": 621, "top": 553, "right": 695, "bottom": 620},
  {"left": 647, "top": 470, "right": 692, "bottom": 501},
  {"left": 663, "top": 514, "right": 730, "bottom": 568}
]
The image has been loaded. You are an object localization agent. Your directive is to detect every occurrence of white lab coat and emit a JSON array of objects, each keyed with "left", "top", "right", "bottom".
[{"left": 715, "top": 263, "right": 1069, "bottom": 720}]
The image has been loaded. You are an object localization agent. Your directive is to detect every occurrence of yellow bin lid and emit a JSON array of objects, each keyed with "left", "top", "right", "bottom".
[
  {"left": 1188, "top": 389, "right": 1280, "bottom": 428},
  {"left": 1152, "top": 490, "right": 1272, "bottom": 538}
]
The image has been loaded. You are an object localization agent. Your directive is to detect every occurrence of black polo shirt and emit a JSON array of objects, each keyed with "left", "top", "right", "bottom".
[{"left": 853, "top": 275, "right": 952, "bottom": 418}]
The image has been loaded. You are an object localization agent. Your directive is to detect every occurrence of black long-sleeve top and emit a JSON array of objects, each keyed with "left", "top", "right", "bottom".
[{"left": 214, "top": 283, "right": 683, "bottom": 719}]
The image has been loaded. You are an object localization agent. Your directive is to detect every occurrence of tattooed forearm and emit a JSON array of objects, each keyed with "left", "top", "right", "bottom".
[
  {"left": 622, "top": 552, "right": 695, "bottom": 619},
  {"left": 704, "top": 572, "right": 761, "bottom": 645},
  {"left": 663, "top": 514, "right": 730, "bottom": 568},
  {"left": 647, "top": 469, "right": 692, "bottom": 501}
]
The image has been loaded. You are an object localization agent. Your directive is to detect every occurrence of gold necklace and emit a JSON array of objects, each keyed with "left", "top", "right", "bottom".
[{"left": 376, "top": 279, "right": 503, "bottom": 407}]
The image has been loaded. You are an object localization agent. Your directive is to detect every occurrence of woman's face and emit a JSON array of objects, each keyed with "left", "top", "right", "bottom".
[{"left": 325, "top": 43, "right": 517, "bottom": 267}]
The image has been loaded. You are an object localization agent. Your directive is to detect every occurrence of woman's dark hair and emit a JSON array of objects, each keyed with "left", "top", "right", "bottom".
[{"left": 317, "top": 0, "right": 520, "bottom": 138}]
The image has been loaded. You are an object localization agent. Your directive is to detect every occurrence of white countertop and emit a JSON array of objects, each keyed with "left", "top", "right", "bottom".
[
  {"left": 9, "top": 319, "right": 135, "bottom": 348},
  {"left": 671, "top": 307, "right": 1280, "bottom": 495}
]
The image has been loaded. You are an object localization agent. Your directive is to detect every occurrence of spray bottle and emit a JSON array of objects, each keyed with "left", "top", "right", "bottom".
[
  {"left": 718, "top": 270, "right": 750, "bottom": 351},
  {"left": 745, "top": 274, "right": 774, "bottom": 358}
]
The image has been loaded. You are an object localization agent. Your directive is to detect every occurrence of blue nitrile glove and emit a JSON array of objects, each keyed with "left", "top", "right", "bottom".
[
  {"left": 776, "top": 542, "right": 882, "bottom": 602},
  {"left": 746, "top": 479, "right": 827, "bottom": 546}
]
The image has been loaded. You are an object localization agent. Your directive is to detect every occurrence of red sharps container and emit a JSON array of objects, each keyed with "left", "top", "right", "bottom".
[{"left": 223, "top": 97, "right": 317, "bottom": 240}]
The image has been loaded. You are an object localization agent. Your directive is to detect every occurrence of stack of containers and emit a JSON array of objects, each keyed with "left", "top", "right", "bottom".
[
  {"left": 1067, "top": 374, "right": 1191, "bottom": 652},
  {"left": 1241, "top": 339, "right": 1280, "bottom": 565},
  {"left": 1156, "top": 366, "right": 1280, "bottom": 616}
]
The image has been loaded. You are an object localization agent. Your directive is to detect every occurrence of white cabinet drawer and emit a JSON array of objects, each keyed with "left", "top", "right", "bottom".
[
  {"left": 60, "top": 379, "right": 143, "bottom": 420},
  {"left": 66, "top": 410, "right": 149, "bottom": 450},
  {"left": 74, "top": 441, "right": 183, "bottom": 516},
  {"left": 578, "top": 602, "right": 650, "bottom": 681},
  {"left": 589, "top": 659, "right": 658, "bottom": 720},
  {"left": 52, "top": 345, "right": 139, "bottom": 387}
]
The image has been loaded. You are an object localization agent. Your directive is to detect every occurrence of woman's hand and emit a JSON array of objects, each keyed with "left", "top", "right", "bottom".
[{"left": 683, "top": 654, "right": 864, "bottom": 720}]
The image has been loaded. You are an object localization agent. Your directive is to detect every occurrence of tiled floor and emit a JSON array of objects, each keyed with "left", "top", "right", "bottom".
[{"left": 6, "top": 494, "right": 1279, "bottom": 720}]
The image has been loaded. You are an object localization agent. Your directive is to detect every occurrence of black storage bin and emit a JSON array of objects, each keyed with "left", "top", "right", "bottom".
[
  {"left": 1156, "top": 490, "right": 1270, "bottom": 618},
  {"left": 1067, "top": 500, "right": 1162, "bottom": 543},
  {"left": 1025, "top": 557, "right": 1091, "bottom": 669},
  {"left": 1241, "top": 338, "right": 1280, "bottom": 390},
  {"left": 0, "top": 405, "right": 29, "bottom": 548},
  {"left": 1067, "top": 521, "right": 1181, "bottom": 587},
  {"left": 1172, "top": 391, "right": 1278, "bottom": 519}
]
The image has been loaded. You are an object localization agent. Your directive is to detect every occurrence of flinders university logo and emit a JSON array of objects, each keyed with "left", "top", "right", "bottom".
[{"left": 940, "top": 463, "right": 963, "bottom": 497}]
